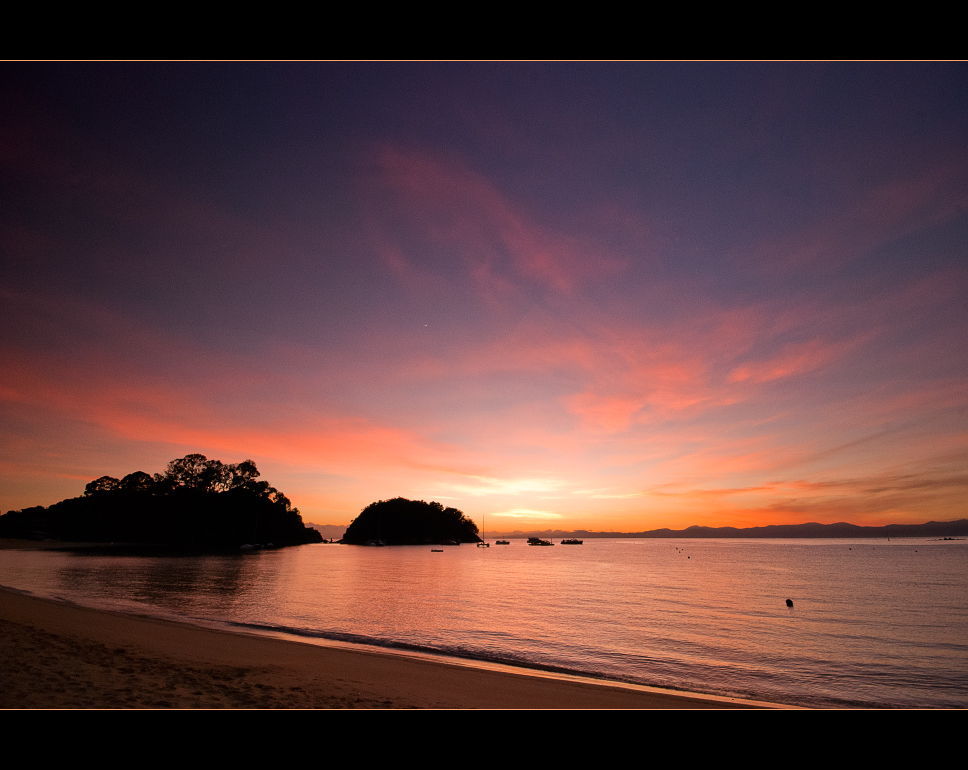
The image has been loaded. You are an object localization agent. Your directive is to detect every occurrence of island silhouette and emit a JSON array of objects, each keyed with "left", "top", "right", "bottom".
[
  {"left": 342, "top": 498, "right": 480, "bottom": 545},
  {"left": 0, "top": 454, "right": 322, "bottom": 549}
]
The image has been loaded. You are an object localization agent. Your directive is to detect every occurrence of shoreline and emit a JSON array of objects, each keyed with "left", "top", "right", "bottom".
[{"left": 0, "top": 586, "right": 772, "bottom": 709}]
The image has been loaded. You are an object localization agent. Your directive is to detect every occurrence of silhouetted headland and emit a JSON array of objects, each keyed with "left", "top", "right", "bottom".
[
  {"left": 342, "top": 498, "right": 480, "bottom": 545},
  {"left": 0, "top": 454, "right": 322, "bottom": 550}
]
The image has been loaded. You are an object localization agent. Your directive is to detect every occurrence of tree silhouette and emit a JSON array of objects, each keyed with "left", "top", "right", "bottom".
[
  {"left": 0, "top": 454, "right": 322, "bottom": 549},
  {"left": 343, "top": 497, "right": 479, "bottom": 545}
]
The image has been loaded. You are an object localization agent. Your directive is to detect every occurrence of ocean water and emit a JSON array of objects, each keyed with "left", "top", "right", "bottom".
[{"left": 2, "top": 537, "right": 966, "bottom": 708}]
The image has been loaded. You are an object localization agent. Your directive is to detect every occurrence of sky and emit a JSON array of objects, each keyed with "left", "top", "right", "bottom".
[{"left": 1, "top": 62, "right": 966, "bottom": 533}]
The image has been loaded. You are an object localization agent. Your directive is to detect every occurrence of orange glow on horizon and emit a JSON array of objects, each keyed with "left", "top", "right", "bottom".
[{"left": 2, "top": 66, "right": 966, "bottom": 534}]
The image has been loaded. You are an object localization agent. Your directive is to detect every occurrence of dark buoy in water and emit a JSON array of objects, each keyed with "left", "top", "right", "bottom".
[{"left": 786, "top": 599, "right": 794, "bottom": 608}]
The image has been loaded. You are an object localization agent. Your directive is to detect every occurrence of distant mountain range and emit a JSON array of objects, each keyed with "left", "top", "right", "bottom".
[
  {"left": 305, "top": 523, "right": 348, "bottom": 540},
  {"left": 480, "top": 519, "right": 968, "bottom": 540}
]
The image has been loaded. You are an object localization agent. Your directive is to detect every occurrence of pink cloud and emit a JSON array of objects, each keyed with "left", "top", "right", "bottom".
[
  {"left": 0, "top": 339, "right": 483, "bottom": 481},
  {"left": 368, "top": 145, "right": 626, "bottom": 299},
  {"left": 727, "top": 336, "right": 862, "bottom": 384}
]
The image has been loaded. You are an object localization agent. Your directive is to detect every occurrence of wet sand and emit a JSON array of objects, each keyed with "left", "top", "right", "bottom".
[{"left": 0, "top": 584, "right": 772, "bottom": 709}]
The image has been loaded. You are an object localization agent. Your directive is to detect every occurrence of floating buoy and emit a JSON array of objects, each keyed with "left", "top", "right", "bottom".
[{"left": 786, "top": 599, "right": 794, "bottom": 608}]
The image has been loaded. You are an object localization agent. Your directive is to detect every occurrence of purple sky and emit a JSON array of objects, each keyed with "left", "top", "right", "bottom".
[{"left": 2, "top": 62, "right": 966, "bottom": 531}]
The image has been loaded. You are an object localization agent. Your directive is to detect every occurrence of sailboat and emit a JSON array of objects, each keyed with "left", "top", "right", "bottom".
[{"left": 477, "top": 510, "right": 489, "bottom": 547}]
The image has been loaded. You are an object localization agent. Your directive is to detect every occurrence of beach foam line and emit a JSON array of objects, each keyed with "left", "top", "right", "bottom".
[{"left": 0, "top": 586, "right": 778, "bottom": 708}]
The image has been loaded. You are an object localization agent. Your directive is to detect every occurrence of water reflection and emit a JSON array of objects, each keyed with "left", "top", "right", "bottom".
[{"left": 2, "top": 538, "right": 966, "bottom": 707}]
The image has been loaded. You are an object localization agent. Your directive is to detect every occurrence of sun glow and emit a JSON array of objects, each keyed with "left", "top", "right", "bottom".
[{"left": 2, "top": 64, "right": 966, "bottom": 532}]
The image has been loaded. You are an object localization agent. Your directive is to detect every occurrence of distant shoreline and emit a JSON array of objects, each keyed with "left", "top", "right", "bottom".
[
  {"left": 477, "top": 519, "right": 968, "bottom": 541},
  {"left": 308, "top": 519, "right": 968, "bottom": 542}
]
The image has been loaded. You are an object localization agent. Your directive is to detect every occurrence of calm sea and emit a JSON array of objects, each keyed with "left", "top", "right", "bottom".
[{"left": 2, "top": 538, "right": 966, "bottom": 708}]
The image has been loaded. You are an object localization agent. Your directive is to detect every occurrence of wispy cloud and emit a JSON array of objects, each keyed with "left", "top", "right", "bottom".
[
  {"left": 3, "top": 65, "right": 966, "bottom": 530},
  {"left": 368, "top": 145, "right": 626, "bottom": 300},
  {"left": 489, "top": 508, "right": 563, "bottom": 520}
]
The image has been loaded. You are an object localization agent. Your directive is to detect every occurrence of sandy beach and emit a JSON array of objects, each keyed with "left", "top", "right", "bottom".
[{"left": 0, "top": 585, "right": 764, "bottom": 709}]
